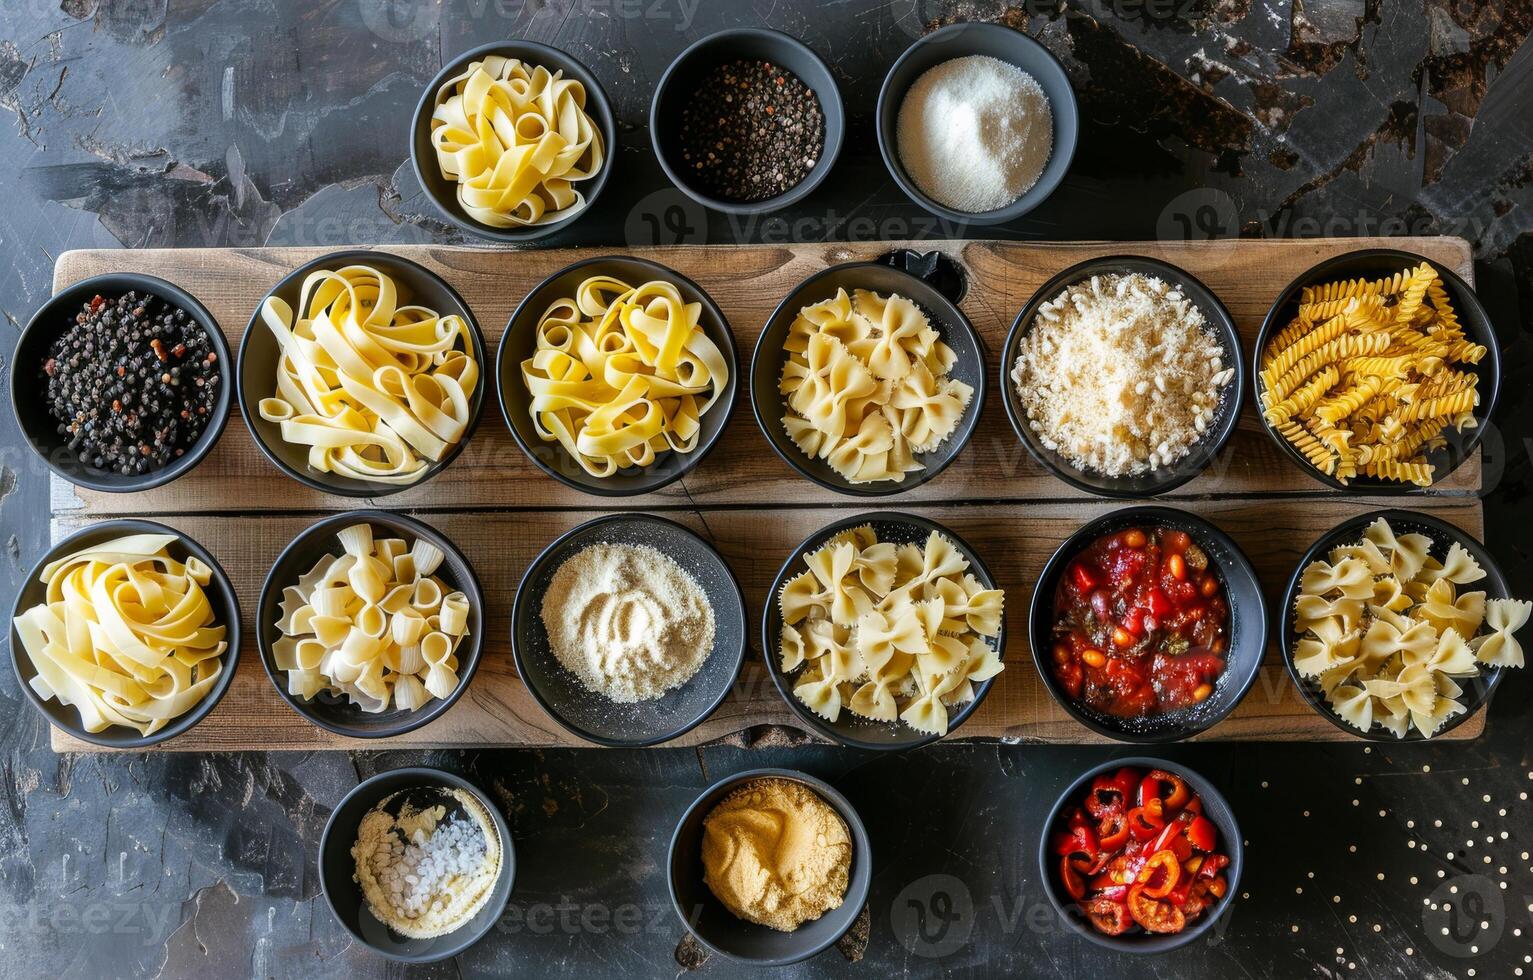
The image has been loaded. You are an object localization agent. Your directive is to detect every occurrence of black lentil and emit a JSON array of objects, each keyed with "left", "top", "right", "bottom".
[
  {"left": 40, "top": 291, "right": 221, "bottom": 476},
  {"left": 677, "top": 59, "right": 824, "bottom": 202}
]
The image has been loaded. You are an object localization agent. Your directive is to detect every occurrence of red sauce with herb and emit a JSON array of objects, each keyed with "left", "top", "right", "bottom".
[{"left": 1050, "top": 526, "right": 1228, "bottom": 718}]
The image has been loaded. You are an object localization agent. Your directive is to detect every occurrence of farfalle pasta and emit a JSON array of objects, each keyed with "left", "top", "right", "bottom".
[
  {"left": 272, "top": 524, "right": 470, "bottom": 713},
  {"left": 12, "top": 533, "right": 228, "bottom": 737},
  {"left": 780, "top": 289, "right": 973, "bottom": 484},
  {"left": 430, "top": 56, "right": 604, "bottom": 228},
  {"left": 778, "top": 525, "right": 1004, "bottom": 736},
  {"left": 1293, "top": 517, "right": 1526, "bottom": 738},
  {"left": 258, "top": 264, "right": 479, "bottom": 485}
]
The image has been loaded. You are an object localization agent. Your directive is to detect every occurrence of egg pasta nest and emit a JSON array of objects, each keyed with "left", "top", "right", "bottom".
[
  {"left": 1259, "top": 261, "right": 1486, "bottom": 486},
  {"left": 1293, "top": 517, "right": 1527, "bottom": 738},
  {"left": 258, "top": 264, "right": 479, "bottom": 485},
  {"left": 12, "top": 533, "right": 228, "bottom": 737},
  {"left": 520, "top": 275, "right": 729, "bottom": 477},
  {"left": 778, "top": 525, "right": 1004, "bottom": 736},
  {"left": 780, "top": 288, "right": 974, "bottom": 484}
]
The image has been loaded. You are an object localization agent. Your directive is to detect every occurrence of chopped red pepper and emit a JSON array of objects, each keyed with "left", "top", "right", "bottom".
[
  {"left": 1185, "top": 815, "right": 1218, "bottom": 853},
  {"left": 1060, "top": 855, "right": 1087, "bottom": 900},
  {"left": 1135, "top": 849, "right": 1181, "bottom": 899},
  {"left": 1127, "top": 883, "right": 1187, "bottom": 934},
  {"left": 1139, "top": 770, "right": 1191, "bottom": 811},
  {"left": 1082, "top": 897, "right": 1132, "bottom": 935},
  {"left": 1070, "top": 561, "right": 1098, "bottom": 593},
  {"left": 1126, "top": 800, "right": 1165, "bottom": 840},
  {"left": 1054, "top": 824, "right": 1100, "bottom": 860},
  {"left": 1096, "top": 811, "right": 1129, "bottom": 852}
]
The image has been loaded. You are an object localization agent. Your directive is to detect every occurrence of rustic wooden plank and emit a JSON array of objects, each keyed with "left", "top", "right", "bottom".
[
  {"left": 49, "top": 496, "right": 1486, "bottom": 751},
  {"left": 47, "top": 237, "right": 1479, "bottom": 517}
]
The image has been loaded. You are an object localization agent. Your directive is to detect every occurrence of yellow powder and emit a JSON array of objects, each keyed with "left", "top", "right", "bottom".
[{"left": 700, "top": 778, "right": 852, "bottom": 932}]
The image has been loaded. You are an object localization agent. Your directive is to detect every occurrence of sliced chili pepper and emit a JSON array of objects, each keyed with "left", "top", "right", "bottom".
[
  {"left": 1138, "top": 770, "right": 1191, "bottom": 811},
  {"left": 1135, "top": 849, "right": 1181, "bottom": 899},
  {"left": 1207, "top": 876, "right": 1228, "bottom": 899},
  {"left": 1183, "top": 795, "right": 1203, "bottom": 815},
  {"left": 1127, "top": 883, "right": 1187, "bottom": 934},
  {"left": 1086, "top": 774, "right": 1129, "bottom": 817},
  {"left": 1082, "top": 896, "right": 1133, "bottom": 936},
  {"left": 1060, "top": 854, "right": 1087, "bottom": 900},
  {"left": 1126, "top": 800, "right": 1165, "bottom": 840},
  {"left": 1184, "top": 814, "right": 1217, "bottom": 853},
  {"left": 1148, "top": 820, "right": 1194, "bottom": 861},
  {"left": 1197, "top": 852, "right": 1230, "bottom": 881},
  {"left": 1096, "top": 810, "right": 1129, "bottom": 852},
  {"left": 1070, "top": 562, "right": 1098, "bottom": 593},
  {"left": 1054, "top": 824, "right": 1100, "bottom": 860}
]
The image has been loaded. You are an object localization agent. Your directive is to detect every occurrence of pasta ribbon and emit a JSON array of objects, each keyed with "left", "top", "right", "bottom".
[
  {"left": 430, "top": 56, "right": 604, "bottom": 228},
  {"left": 13, "top": 534, "right": 228, "bottom": 737}
]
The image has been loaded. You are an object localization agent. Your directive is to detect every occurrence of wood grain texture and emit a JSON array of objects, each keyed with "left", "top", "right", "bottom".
[
  {"left": 49, "top": 497, "right": 1486, "bottom": 751},
  {"left": 48, "top": 237, "right": 1479, "bottom": 516}
]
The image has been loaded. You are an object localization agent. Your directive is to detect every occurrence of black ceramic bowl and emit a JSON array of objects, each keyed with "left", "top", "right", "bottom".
[
  {"left": 256, "top": 510, "right": 484, "bottom": 739},
  {"left": 763, "top": 512, "right": 1004, "bottom": 750},
  {"left": 1039, "top": 756, "right": 1243, "bottom": 953},
  {"left": 1001, "top": 255, "right": 1244, "bottom": 498},
  {"left": 410, "top": 40, "right": 616, "bottom": 242},
  {"left": 11, "top": 273, "right": 232, "bottom": 493},
  {"left": 237, "top": 249, "right": 488, "bottom": 497},
  {"left": 510, "top": 513, "right": 747, "bottom": 746},
  {"left": 496, "top": 255, "right": 739, "bottom": 496},
  {"left": 650, "top": 28, "right": 845, "bottom": 215},
  {"left": 320, "top": 766, "right": 515, "bottom": 963},
  {"left": 1254, "top": 248, "right": 1501, "bottom": 493},
  {"left": 751, "top": 261, "right": 985, "bottom": 497},
  {"left": 668, "top": 768, "right": 872, "bottom": 965},
  {"left": 1028, "top": 506, "right": 1266, "bottom": 742},
  {"left": 876, "top": 22, "right": 1078, "bottom": 225},
  {"left": 9, "top": 519, "right": 240, "bottom": 748},
  {"left": 1279, "top": 508, "right": 1510, "bottom": 741}
]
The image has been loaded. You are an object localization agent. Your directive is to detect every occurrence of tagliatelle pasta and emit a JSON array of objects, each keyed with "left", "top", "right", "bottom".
[
  {"left": 12, "top": 533, "right": 228, "bottom": 737},
  {"left": 430, "top": 56, "right": 604, "bottom": 228},
  {"left": 272, "top": 524, "right": 470, "bottom": 713},
  {"left": 520, "top": 275, "right": 729, "bottom": 477},
  {"left": 778, "top": 525, "right": 1004, "bottom": 736},
  {"left": 257, "top": 264, "right": 479, "bottom": 485}
]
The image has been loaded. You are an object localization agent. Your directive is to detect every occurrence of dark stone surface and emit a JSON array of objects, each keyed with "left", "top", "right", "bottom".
[{"left": 1, "top": 1, "right": 1531, "bottom": 977}]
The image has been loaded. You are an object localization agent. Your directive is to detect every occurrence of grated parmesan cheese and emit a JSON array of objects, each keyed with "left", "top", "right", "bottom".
[{"left": 1011, "top": 273, "right": 1234, "bottom": 477}]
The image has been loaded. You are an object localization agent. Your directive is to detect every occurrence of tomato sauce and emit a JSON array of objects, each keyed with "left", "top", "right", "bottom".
[{"left": 1050, "top": 526, "right": 1229, "bottom": 719}]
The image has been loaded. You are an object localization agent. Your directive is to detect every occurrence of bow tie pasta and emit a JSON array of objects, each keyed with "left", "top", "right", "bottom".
[
  {"left": 1293, "top": 517, "right": 1525, "bottom": 738},
  {"left": 13, "top": 533, "right": 229, "bottom": 737},
  {"left": 430, "top": 56, "right": 604, "bottom": 228},
  {"left": 780, "top": 289, "right": 973, "bottom": 484},
  {"left": 778, "top": 525, "right": 1003, "bottom": 736},
  {"left": 272, "top": 524, "right": 470, "bottom": 713}
]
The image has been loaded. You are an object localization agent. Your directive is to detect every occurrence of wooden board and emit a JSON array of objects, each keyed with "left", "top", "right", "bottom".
[{"left": 44, "top": 238, "right": 1487, "bottom": 751}]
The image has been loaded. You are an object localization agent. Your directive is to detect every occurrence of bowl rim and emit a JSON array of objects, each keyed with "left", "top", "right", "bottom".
[
  {"left": 648, "top": 27, "right": 846, "bottom": 216},
  {"left": 254, "top": 508, "right": 486, "bottom": 739},
  {"left": 409, "top": 39, "right": 617, "bottom": 243},
  {"left": 761, "top": 510, "right": 1005, "bottom": 750},
  {"left": 10, "top": 272, "right": 234, "bottom": 493},
  {"left": 874, "top": 21, "right": 1079, "bottom": 226},
  {"left": 748, "top": 260, "right": 987, "bottom": 497},
  {"left": 666, "top": 766, "right": 872, "bottom": 965},
  {"left": 1037, "top": 755, "right": 1244, "bottom": 954},
  {"left": 1251, "top": 247, "right": 1502, "bottom": 494},
  {"left": 495, "top": 253, "right": 740, "bottom": 497},
  {"left": 8, "top": 518, "right": 242, "bottom": 748},
  {"left": 999, "top": 254, "right": 1246, "bottom": 498},
  {"left": 508, "top": 512, "right": 748, "bottom": 747},
  {"left": 1026, "top": 505, "right": 1268, "bottom": 743},
  {"left": 1276, "top": 507, "right": 1508, "bottom": 741},
  {"left": 318, "top": 765, "right": 516, "bottom": 963},
  {"left": 236, "top": 248, "right": 489, "bottom": 498}
]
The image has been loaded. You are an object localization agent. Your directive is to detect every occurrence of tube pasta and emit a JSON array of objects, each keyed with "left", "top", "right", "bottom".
[
  {"left": 274, "top": 525, "right": 470, "bottom": 713},
  {"left": 520, "top": 276, "right": 729, "bottom": 477},
  {"left": 12, "top": 534, "right": 228, "bottom": 737},
  {"left": 778, "top": 525, "right": 1003, "bottom": 735},
  {"left": 257, "top": 264, "right": 479, "bottom": 486},
  {"left": 430, "top": 56, "right": 604, "bottom": 228}
]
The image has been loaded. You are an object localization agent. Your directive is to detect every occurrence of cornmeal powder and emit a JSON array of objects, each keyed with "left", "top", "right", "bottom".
[{"left": 701, "top": 778, "right": 852, "bottom": 932}]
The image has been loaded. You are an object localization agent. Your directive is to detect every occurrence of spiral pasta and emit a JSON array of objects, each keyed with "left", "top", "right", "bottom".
[
  {"left": 430, "top": 56, "right": 604, "bottom": 228},
  {"left": 520, "top": 275, "right": 729, "bottom": 478},
  {"left": 12, "top": 533, "right": 228, "bottom": 737},
  {"left": 257, "top": 264, "right": 479, "bottom": 486}
]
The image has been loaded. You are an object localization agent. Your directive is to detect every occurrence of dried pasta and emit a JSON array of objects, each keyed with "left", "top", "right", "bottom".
[
  {"left": 258, "top": 264, "right": 479, "bottom": 485},
  {"left": 780, "top": 289, "right": 973, "bottom": 484},
  {"left": 778, "top": 525, "right": 1004, "bottom": 735},
  {"left": 272, "top": 524, "right": 470, "bottom": 713},
  {"left": 1259, "top": 261, "right": 1484, "bottom": 486},
  {"left": 1292, "top": 517, "right": 1526, "bottom": 738},
  {"left": 12, "top": 533, "right": 228, "bottom": 737},
  {"left": 430, "top": 56, "right": 604, "bottom": 228},
  {"left": 520, "top": 276, "right": 729, "bottom": 477}
]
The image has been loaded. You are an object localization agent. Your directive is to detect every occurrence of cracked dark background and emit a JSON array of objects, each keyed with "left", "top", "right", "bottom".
[{"left": 1, "top": 0, "right": 1532, "bottom": 977}]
